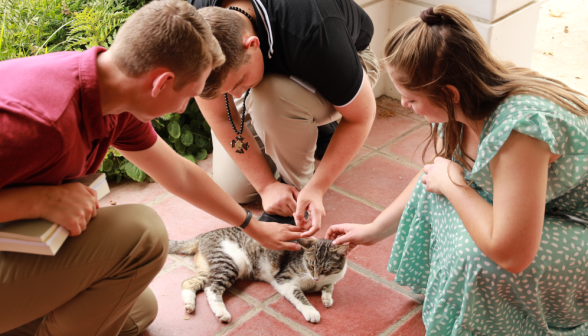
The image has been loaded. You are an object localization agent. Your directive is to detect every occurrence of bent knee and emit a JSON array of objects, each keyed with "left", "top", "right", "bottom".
[{"left": 96, "top": 204, "right": 168, "bottom": 261}]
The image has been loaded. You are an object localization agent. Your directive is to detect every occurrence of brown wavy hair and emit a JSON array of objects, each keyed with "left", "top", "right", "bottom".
[{"left": 384, "top": 5, "right": 588, "bottom": 170}]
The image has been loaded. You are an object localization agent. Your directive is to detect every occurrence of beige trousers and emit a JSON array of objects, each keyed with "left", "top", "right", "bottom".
[
  {"left": 212, "top": 47, "right": 381, "bottom": 203},
  {"left": 0, "top": 204, "right": 168, "bottom": 336}
]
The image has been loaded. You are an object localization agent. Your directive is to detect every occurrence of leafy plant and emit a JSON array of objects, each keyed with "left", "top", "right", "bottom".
[
  {"left": 65, "top": 0, "right": 132, "bottom": 51},
  {"left": 98, "top": 99, "right": 213, "bottom": 182}
]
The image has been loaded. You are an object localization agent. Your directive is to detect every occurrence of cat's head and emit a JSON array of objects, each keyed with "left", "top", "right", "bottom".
[{"left": 297, "top": 238, "right": 349, "bottom": 281}]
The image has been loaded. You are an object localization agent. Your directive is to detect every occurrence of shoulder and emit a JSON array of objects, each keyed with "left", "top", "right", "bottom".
[{"left": 0, "top": 51, "right": 82, "bottom": 124}]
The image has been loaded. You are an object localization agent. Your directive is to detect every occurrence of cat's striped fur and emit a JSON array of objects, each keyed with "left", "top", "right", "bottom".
[{"left": 168, "top": 227, "right": 349, "bottom": 323}]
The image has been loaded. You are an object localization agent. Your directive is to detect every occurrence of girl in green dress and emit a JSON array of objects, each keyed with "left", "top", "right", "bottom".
[{"left": 326, "top": 5, "right": 588, "bottom": 335}]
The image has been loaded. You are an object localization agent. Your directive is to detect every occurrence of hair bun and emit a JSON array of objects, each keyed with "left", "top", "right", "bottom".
[{"left": 420, "top": 7, "right": 442, "bottom": 25}]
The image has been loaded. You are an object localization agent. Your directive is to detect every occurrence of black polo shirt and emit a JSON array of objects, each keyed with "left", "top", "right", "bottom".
[{"left": 189, "top": 0, "right": 374, "bottom": 107}]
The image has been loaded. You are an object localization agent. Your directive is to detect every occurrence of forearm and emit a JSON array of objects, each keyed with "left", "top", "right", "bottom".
[
  {"left": 369, "top": 170, "right": 422, "bottom": 241},
  {"left": 162, "top": 161, "right": 249, "bottom": 227},
  {"left": 0, "top": 186, "right": 45, "bottom": 222},
  {"left": 307, "top": 117, "right": 371, "bottom": 194}
]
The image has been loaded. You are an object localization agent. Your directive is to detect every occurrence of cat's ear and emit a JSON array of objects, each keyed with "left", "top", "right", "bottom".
[
  {"left": 297, "top": 238, "right": 316, "bottom": 249},
  {"left": 334, "top": 245, "right": 349, "bottom": 256}
]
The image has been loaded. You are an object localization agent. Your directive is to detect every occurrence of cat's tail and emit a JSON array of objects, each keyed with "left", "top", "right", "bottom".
[{"left": 169, "top": 237, "right": 200, "bottom": 255}]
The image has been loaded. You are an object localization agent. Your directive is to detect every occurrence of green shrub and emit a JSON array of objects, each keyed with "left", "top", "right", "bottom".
[
  {"left": 99, "top": 99, "right": 212, "bottom": 183},
  {"left": 1, "top": 0, "right": 212, "bottom": 183}
]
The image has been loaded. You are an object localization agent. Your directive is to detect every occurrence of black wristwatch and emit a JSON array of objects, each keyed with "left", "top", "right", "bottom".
[{"left": 239, "top": 209, "right": 253, "bottom": 230}]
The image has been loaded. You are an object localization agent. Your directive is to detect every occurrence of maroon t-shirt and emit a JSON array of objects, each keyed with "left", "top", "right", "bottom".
[{"left": 0, "top": 47, "right": 158, "bottom": 189}]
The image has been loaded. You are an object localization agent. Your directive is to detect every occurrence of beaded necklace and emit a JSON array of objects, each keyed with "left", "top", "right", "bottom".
[{"left": 225, "top": 6, "right": 256, "bottom": 154}]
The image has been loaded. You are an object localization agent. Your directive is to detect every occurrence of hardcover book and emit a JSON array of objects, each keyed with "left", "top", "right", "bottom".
[{"left": 0, "top": 173, "right": 110, "bottom": 255}]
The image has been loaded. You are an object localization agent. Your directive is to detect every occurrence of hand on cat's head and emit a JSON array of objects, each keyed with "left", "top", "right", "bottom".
[
  {"left": 297, "top": 238, "right": 350, "bottom": 256},
  {"left": 326, "top": 223, "right": 379, "bottom": 250}
]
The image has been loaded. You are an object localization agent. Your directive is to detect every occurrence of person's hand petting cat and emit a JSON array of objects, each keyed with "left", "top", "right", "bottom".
[
  {"left": 295, "top": 186, "right": 326, "bottom": 238},
  {"left": 421, "top": 157, "right": 467, "bottom": 195},
  {"left": 244, "top": 219, "right": 304, "bottom": 251},
  {"left": 325, "top": 223, "right": 381, "bottom": 250}
]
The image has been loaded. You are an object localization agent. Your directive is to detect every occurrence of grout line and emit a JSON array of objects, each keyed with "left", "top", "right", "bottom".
[
  {"left": 378, "top": 305, "right": 423, "bottom": 336},
  {"left": 374, "top": 123, "right": 427, "bottom": 152},
  {"left": 374, "top": 151, "right": 425, "bottom": 171},
  {"left": 213, "top": 287, "right": 268, "bottom": 336},
  {"left": 329, "top": 184, "right": 385, "bottom": 212},
  {"left": 262, "top": 306, "right": 319, "bottom": 336},
  {"left": 347, "top": 262, "right": 425, "bottom": 305},
  {"left": 212, "top": 308, "right": 260, "bottom": 336}
]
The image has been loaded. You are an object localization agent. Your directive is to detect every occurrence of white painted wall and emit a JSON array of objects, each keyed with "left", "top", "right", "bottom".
[{"left": 357, "top": 0, "right": 541, "bottom": 99}]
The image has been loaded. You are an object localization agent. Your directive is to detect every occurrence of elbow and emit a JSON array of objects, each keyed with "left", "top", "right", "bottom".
[
  {"left": 494, "top": 253, "right": 535, "bottom": 274},
  {"left": 500, "top": 261, "right": 532, "bottom": 274}
]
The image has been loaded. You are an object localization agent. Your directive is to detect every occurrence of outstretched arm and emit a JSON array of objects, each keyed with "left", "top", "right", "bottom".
[
  {"left": 117, "top": 136, "right": 303, "bottom": 251},
  {"left": 325, "top": 169, "right": 421, "bottom": 248}
]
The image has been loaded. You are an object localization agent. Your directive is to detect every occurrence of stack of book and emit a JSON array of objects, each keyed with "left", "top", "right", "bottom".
[{"left": 0, "top": 173, "right": 110, "bottom": 256}]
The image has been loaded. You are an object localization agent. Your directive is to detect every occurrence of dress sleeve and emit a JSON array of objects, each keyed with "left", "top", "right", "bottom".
[{"left": 471, "top": 94, "right": 588, "bottom": 202}]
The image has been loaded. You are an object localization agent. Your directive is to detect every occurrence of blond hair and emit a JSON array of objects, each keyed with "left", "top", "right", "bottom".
[
  {"left": 384, "top": 5, "right": 588, "bottom": 169},
  {"left": 198, "top": 7, "right": 252, "bottom": 99},
  {"left": 110, "top": 0, "right": 225, "bottom": 90}
]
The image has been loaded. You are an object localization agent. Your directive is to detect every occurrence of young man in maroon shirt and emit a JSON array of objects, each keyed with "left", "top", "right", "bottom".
[{"left": 0, "top": 1, "right": 302, "bottom": 335}]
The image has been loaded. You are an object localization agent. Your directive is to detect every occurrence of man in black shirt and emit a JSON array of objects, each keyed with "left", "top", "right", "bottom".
[{"left": 191, "top": 0, "right": 380, "bottom": 238}]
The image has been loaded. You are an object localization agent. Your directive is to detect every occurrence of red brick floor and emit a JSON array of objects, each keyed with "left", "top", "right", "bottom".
[{"left": 100, "top": 96, "right": 428, "bottom": 336}]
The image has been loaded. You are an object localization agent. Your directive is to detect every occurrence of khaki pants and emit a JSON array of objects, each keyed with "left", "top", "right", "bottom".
[
  {"left": 212, "top": 47, "right": 381, "bottom": 203},
  {"left": 0, "top": 204, "right": 168, "bottom": 336}
]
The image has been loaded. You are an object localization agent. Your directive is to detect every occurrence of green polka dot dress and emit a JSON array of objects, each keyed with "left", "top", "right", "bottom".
[{"left": 388, "top": 95, "right": 588, "bottom": 335}]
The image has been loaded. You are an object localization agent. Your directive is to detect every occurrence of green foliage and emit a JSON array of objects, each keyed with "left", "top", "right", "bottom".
[
  {"left": 98, "top": 99, "right": 212, "bottom": 183},
  {"left": 1, "top": 0, "right": 212, "bottom": 183},
  {"left": 0, "top": 0, "right": 145, "bottom": 60}
]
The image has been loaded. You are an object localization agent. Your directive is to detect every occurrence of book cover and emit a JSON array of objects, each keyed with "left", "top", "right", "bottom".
[{"left": 0, "top": 173, "right": 110, "bottom": 255}]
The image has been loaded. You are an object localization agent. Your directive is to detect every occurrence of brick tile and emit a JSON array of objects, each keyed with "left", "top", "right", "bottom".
[
  {"left": 99, "top": 179, "right": 168, "bottom": 208},
  {"left": 364, "top": 111, "right": 422, "bottom": 149},
  {"left": 268, "top": 268, "right": 419, "bottom": 336},
  {"left": 144, "top": 267, "right": 253, "bottom": 336},
  {"left": 352, "top": 146, "right": 373, "bottom": 163},
  {"left": 349, "top": 234, "right": 397, "bottom": 282},
  {"left": 152, "top": 195, "right": 231, "bottom": 241},
  {"left": 225, "top": 311, "right": 304, "bottom": 336},
  {"left": 334, "top": 155, "right": 419, "bottom": 208},
  {"left": 384, "top": 126, "right": 435, "bottom": 167},
  {"left": 391, "top": 309, "right": 426, "bottom": 336},
  {"left": 317, "top": 189, "right": 381, "bottom": 239},
  {"left": 233, "top": 280, "right": 277, "bottom": 302}
]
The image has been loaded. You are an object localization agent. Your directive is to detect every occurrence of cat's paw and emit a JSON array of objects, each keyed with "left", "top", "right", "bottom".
[
  {"left": 301, "top": 306, "right": 321, "bottom": 323},
  {"left": 322, "top": 296, "right": 333, "bottom": 308},
  {"left": 216, "top": 310, "right": 232, "bottom": 323},
  {"left": 184, "top": 303, "right": 196, "bottom": 314}
]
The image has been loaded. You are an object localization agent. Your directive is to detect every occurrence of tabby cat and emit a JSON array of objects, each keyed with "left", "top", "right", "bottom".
[{"left": 168, "top": 227, "right": 349, "bottom": 323}]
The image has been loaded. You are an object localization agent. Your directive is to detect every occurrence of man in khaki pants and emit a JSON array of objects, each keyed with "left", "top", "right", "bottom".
[
  {"left": 190, "top": 0, "right": 380, "bottom": 235},
  {"left": 0, "top": 1, "right": 303, "bottom": 335}
]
